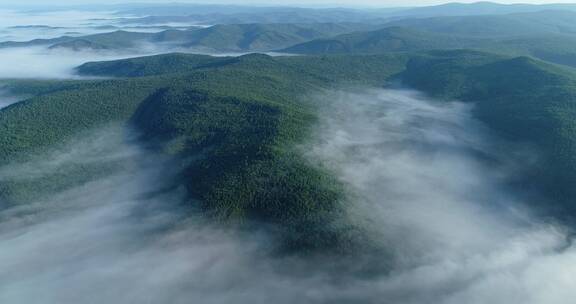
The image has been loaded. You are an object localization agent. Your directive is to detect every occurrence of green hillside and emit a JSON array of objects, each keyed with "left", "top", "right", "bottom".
[
  {"left": 0, "top": 23, "right": 375, "bottom": 52},
  {"left": 281, "top": 26, "right": 482, "bottom": 54},
  {"left": 387, "top": 10, "right": 576, "bottom": 37},
  {"left": 0, "top": 52, "right": 409, "bottom": 255},
  {"left": 0, "top": 31, "right": 153, "bottom": 50},
  {"left": 180, "top": 23, "right": 375, "bottom": 51},
  {"left": 281, "top": 26, "right": 576, "bottom": 68},
  {"left": 482, "top": 35, "right": 576, "bottom": 68},
  {"left": 76, "top": 53, "right": 234, "bottom": 77},
  {"left": 4, "top": 50, "right": 576, "bottom": 254},
  {"left": 385, "top": 2, "right": 576, "bottom": 17},
  {"left": 116, "top": 2, "right": 576, "bottom": 25},
  {"left": 278, "top": 11, "right": 576, "bottom": 70},
  {"left": 401, "top": 50, "right": 576, "bottom": 218}
]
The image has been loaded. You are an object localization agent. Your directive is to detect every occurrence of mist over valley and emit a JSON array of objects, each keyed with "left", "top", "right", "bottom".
[{"left": 1, "top": 2, "right": 576, "bottom": 303}]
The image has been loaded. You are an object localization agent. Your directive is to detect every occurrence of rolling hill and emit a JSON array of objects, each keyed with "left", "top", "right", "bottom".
[
  {"left": 115, "top": 2, "right": 576, "bottom": 26},
  {"left": 281, "top": 26, "right": 483, "bottom": 54},
  {"left": 386, "top": 10, "right": 576, "bottom": 37},
  {"left": 0, "top": 23, "right": 376, "bottom": 52},
  {"left": 117, "top": 6, "right": 388, "bottom": 25},
  {"left": 281, "top": 26, "right": 576, "bottom": 68},
  {"left": 401, "top": 50, "right": 576, "bottom": 218},
  {"left": 387, "top": 1, "right": 576, "bottom": 18},
  {"left": 4, "top": 50, "right": 576, "bottom": 255},
  {"left": 0, "top": 52, "right": 410, "bottom": 255}
]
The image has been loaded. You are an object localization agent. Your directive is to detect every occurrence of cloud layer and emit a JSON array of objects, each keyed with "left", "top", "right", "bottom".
[
  {"left": 0, "top": 127, "right": 368, "bottom": 304},
  {"left": 0, "top": 89, "right": 24, "bottom": 109},
  {"left": 305, "top": 89, "right": 576, "bottom": 303},
  {"left": 0, "top": 10, "right": 120, "bottom": 42}
]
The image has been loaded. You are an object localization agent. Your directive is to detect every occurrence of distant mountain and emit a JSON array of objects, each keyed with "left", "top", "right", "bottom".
[
  {"left": 174, "top": 23, "right": 377, "bottom": 51},
  {"left": 118, "top": 8, "right": 387, "bottom": 25},
  {"left": 281, "top": 26, "right": 483, "bottom": 54},
  {"left": 387, "top": 10, "right": 576, "bottom": 37},
  {"left": 76, "top": 53, "right": 234, "bottom": 77},
  {"left": 388, "top": 1, "right": 576, "bottom": 18},
  {"left": 485, "top": 35, "right": 576, "bottom": 68},
  {"left": 0, "top": 31, "right": 151, "bottom": 50},
  {"left": 281, "top": 16, "right": 576, "bottom": 68},
  {"left": 116, "top": 2, "right": 576, "bottom": 25},
  {"left": 117, "top": 3, "right": 288, "bottom": 16},
  {"left": 0, "top": 23, "right": 376, "bottom": 52},
  {"left": 48, "top": 39, "right": 110, "bottom": 51},
  {"left": 400, "top": 51, "right": 576, "bottom": 219}
]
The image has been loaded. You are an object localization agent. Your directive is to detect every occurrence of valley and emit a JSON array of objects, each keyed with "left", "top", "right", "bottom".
[{"left": 1, "top": 2, "right": 576, "bottom": 303}]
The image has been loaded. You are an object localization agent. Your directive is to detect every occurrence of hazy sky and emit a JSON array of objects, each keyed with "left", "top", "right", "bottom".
[{"left": 2, "top": 0, "right": 576, "bottom": 8}]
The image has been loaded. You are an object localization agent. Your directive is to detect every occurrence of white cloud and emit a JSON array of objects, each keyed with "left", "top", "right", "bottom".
[
  {"left": 0, "top": 89, "right": 24, "bottom": 109},
  {"left": 0, "top": 10, "right": 119, "bottom": 41},
  {"left": 0, "top": 47, "right": 133, "bottom": 79},
  {"left": 304, "top": 88, "right": 576, "bottom": 304},
  {"left": 2, "top": 89, "right": 575, "bottom": 304}
]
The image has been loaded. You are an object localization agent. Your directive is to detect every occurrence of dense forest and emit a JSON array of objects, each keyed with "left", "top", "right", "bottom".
[
  {"left": 4, "top": 2, "right": 576, "bottom": 302},
  {"left": 3, "top": 49, "right": 576, "bottom": 254}
]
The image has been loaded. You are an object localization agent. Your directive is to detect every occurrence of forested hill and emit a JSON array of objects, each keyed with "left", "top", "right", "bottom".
[
  {"left": 0, "top": 23, "right": 375, "bottom": 52},
  {"left": 3, "top": 51, "right": 576, "bottom": 255},
  {"left": 281, "top": 25, "right": 576, "bottom": 69},
  {"left": 401, "top": 51, "right": 576, "bottom": 218},
  {"left": 115, "top": 2, "right": 576, "bottom": 24},
  {"left": 0, "top": 52, "right": 410, "bottom": 257},
  {"left": 386, "top": 10, "right": 576, "bottom": 37},
  {"left": 280, "top": 27, "right": 482, "bottom": 54}
]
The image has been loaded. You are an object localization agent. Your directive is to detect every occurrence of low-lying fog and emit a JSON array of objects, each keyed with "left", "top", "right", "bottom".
[
  {"left": 0, "top": 47, "right": 144, "bottom": 79},
  {"left": 306, "top": 89, "right": 576, "bottom": 303},
  {"left": 0, "top": 9, "right": 293, "bottom": 81},
  {"left": 0, "top": 10, "right": 121, "bottom": 42},
  {"left": 0, "top": 10, "right": 187, "bottom": 79},
  {"left": 0, "top": 89, "right": 23, "bottom": 109},
  {"left": 1, "top": 89, "right": 575, "bottom": 303},
  {"left": 0, "top": 11, "right": 286, "bottom": 82},
  {"left": 0, "top": 10, "right": 186, "bottom": 42},
  {"left": 0, "top": 10, "right": 158, "bottom": 79},
  {"left": 0, "top": 127, "right": 365, "bottom": 304},
  {"left": 0, "top": 46, "right": 292, "bottom": 79}
]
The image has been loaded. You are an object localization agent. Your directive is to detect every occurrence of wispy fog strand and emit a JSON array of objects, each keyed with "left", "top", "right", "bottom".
[
  {"left": 305, "top": 89, "right": 576, "bottom": 304},
  {"left": 1, "top": 89, "right": 576, "bottom": 304}
]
